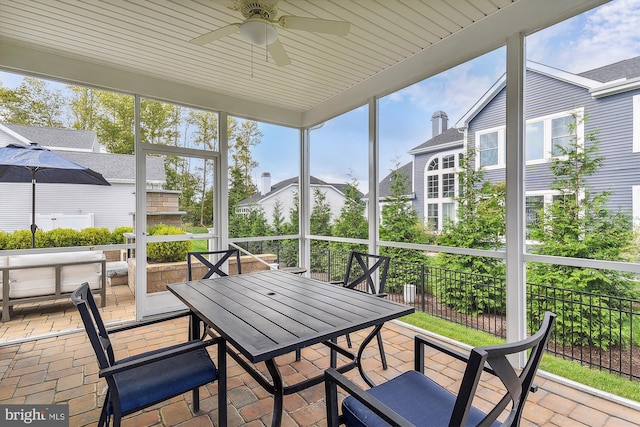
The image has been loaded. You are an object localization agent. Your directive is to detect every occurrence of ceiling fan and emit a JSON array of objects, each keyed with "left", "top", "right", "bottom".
[{"left": 190, "top": 0, "right": 351, "bottom": 67}]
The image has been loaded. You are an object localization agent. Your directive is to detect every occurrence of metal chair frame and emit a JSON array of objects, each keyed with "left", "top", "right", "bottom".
[
  {"left": 72, "top": 283, "right": 227, "bottom": 427},
  {"left": 187, "top": 249, "right": 242, "bottom": 280},
  {"left": 332, "top": 251, "right": 391, "bottom": 369},
  {"left": 325, "top": 311, "right": 557, "bottom": 427}
]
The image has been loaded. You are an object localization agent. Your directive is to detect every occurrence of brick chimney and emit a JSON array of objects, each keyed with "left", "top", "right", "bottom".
[
  {"left": 261, "top": 172, "right": 271, "bottom": 195},
  {"left": 431, "top": 111, "right": 448, "bottom": 137}
]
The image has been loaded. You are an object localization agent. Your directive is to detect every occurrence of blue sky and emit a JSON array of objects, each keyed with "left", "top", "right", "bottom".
[{"left": 2, "top": 0, "right": 640, "bottom": 193}]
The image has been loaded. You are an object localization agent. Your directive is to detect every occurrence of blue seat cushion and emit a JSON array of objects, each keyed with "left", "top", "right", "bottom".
[
  {"left": 107, "top": 340, "right": 217, "bottom": 415},
  {"left": 342, "top": 371, "right": 499, "bottom": 427}
]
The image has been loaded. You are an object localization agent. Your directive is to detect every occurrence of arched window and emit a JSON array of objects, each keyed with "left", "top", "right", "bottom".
[{"left": 425, "top": 151, "right": 462, "bottom": 231}]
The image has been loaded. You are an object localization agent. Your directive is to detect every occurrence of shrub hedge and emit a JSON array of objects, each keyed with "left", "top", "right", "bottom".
[{"left": 0, "top": 226, "right": 133, "bottom": 250}]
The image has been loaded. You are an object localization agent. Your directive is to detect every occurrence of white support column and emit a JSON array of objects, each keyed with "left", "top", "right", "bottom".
[
  {"left": 368, "top": 98, "right": 380, "bottom": 254},
  {"left": 134, "top": 94, "right": 147, "bottom": 320},
  {"left": 300, "top": 128, "right": 311, "bottom": 271},
  {"left": 505, "top": 33, "right": 527, "bottom": 365},
  {"left": 217, "top": 112, "right": 229, "bottom": 251}
]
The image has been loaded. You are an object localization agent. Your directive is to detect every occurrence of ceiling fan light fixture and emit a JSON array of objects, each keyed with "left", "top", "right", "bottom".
[{"left": 240, "top": 18, "right": 278, "bottom": 46}]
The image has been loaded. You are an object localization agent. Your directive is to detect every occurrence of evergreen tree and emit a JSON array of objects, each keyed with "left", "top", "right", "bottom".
[
  {"left": 310, "top": 188, "right": 332, "bottom": 270},
  {"left": 331, "top": 177, "right": 367, "bottom": 254},
  {"left": 284, "top": 192, "right": 299, "bottom": 235},
  {"left": 271, "top": 199, "right": 287, "bottom": 235},
  {"left": 310, "top": 188, "right": 332, "bottom": 236},
  {"left": 380, "top": 161, "right": 429, "bottom": 263},
  {"left": 437, "top": 149, "right": 506, "bottom": 276},
  {"left": 528, "top": 116, "right": 636, "bottom": 298},
  {"left": 249, "top": 207, "right": 271, "bottom": 237},
  {"left": 434, "top": 149, "right": 506, "bottom": 315}
]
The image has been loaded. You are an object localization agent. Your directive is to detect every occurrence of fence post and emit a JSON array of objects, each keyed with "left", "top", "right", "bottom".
[{"left": 420, "top": 263, "right": 425, "bottom": 312}]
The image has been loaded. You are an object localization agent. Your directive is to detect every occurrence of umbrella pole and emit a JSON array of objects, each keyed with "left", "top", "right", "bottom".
[{"left": 30, "top": 173, "right": 36, "bottom": 249}]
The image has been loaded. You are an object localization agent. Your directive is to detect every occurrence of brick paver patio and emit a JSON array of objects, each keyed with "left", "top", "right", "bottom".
[{"left": 1, "top": 281, "right": 639, "bottom": 426}]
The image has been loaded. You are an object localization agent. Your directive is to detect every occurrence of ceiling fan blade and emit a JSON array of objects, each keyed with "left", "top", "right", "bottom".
[
  {"left": 267, "top": 39, "right": 291, "bottom": 67},
  {"left": 190, "top": 23, "right": 241, "bottom": 45},
  {"left": 277, "top": 16, "right": 350, "bottom": 36}
]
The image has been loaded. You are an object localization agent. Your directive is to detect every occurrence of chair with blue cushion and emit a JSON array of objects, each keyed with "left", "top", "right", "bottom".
[
  {"left": 72, "top": 282, "right": 227, "bottom": 427},
  {"left": 325, "top": 311, "right": 556, "bottom": 427}
]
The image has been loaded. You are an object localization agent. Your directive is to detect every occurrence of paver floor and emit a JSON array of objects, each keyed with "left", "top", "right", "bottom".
[{"left": 1, "top": 282, "right": 639, "bottom": 426}]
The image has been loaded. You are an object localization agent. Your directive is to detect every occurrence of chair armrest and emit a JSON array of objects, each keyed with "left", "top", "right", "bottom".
[
  {"left": 414, "top": 334, "right": 474, "bottom": 373},
  {"left": 106, "top": 310, "right": 191, "bottom": 334},
  {"left": 324, "top": 368, "right": 415, "bottom": 427},
  {"left": 99, "top": 336, "right": 224, "bottom": 378},
  {"left": 373, "top": 292, "right": 388, "bottom": 298},
  {"left": 329, "top": 280, "right": 343, "bottom": 285},
  {"left": 415, "top": 335, "right": 540, "bottom": 394},
  {"left": 414, "top": 335, "right": 508, "bottom": 382}
]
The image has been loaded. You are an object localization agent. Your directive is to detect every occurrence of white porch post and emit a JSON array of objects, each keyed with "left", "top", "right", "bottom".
[
  {"left": 300, "top": 128, "right": 311, "bottom": 272},
  {"left": 217, "top": 112, "right": 229, "bottom": 251},
  {"left": 134, "top": 94, "right": 147, "bottom": 320},
  {"left": 505, "top": 33, "right": 527, "bottom": 366},
  {"left": 368, "top": 97, "right": 380, "bottom": 255}
]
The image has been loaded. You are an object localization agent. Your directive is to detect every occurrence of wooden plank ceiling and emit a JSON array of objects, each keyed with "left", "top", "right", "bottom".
[{"left": 0, "top": 0, "right": 607, "bottom": 126}]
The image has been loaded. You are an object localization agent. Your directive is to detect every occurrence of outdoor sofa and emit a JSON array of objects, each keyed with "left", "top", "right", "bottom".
[{"left": 0, "top": 251, "right": 106, "bottom": 321}]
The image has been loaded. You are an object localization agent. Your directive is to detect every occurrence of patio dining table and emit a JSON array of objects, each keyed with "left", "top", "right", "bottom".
[{"left": 167, "top": 269, "right": 414, "bottom": 427}]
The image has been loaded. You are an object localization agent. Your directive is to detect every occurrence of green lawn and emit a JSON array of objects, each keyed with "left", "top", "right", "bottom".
[
  {"left": 186, "top": 226, "right": 209, "bottom": 252},
  {"left": 400, "top": 311, "right": 640, "bottom": 402}
]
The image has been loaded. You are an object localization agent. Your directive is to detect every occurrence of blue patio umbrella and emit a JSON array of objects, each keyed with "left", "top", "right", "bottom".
[{"left": 0, "top": 143, "right": 111, "bottom": 248}]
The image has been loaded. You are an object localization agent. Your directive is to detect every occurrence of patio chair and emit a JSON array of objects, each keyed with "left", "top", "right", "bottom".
[
  {"left": 324, "top": 311, "right": 556, "bottom": 427},
  {"left": 188, "top": 249, "right": 242, "bottom": 339},
  {"left": 330, "top": 251, "right": 391, "bottom": 369},
  {"left": 187, "top": 248, "right": 242, "bottom": 280},
  {"left": 71, "top": 282, "right": 227, "bottom": 427}
]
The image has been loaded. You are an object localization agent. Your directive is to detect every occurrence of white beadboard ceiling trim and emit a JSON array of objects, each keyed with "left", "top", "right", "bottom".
[{"left": 0, "top": 0, "right": 609, "bottom": 128}]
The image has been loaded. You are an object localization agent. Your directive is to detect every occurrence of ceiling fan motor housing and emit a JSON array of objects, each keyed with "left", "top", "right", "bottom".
[{"left": 240, "top": 1, "right": 277, "bottom": 20}]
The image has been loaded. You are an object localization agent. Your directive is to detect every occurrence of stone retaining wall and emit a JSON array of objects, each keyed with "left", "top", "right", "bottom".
[{"left": 128, "top": 253, "right": 277, "bottom": 294}]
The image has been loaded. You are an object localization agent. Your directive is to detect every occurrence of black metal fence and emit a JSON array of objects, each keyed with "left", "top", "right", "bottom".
[
  {"left": 236, "top": 241, "right": 639, "bottom": 381},
  {"left": 308, "top": 247, "right": 640, "bottom": 381}
]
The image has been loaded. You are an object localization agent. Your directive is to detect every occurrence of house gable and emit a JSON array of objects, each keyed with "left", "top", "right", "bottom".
[
  {"left": 2, "top": 123, "right": 99, "bottom": 151},
  {"left": 467, "top": 61, "right": 640, "bottom": 218}
]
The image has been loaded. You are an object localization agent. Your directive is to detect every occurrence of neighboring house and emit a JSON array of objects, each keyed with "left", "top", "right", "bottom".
[
  {"left": 407, "top": 57, "right": 640, "bottom": 231},
  {"left": 238, "top": 172, "right": 360, "bottom": 226},
  {"left": 0, "top": 123, "right": 166, "bottom": 233},
  {"left": 370, "top": 160, "right": 415, "bottom": 224}
]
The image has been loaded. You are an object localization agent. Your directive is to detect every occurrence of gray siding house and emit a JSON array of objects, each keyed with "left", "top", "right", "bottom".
[
  {"left": 408, "top": 57, "right": 640, "bottom": 231},
  {"left": 0, "top": 123, "right": 166, "bottom": 233}
]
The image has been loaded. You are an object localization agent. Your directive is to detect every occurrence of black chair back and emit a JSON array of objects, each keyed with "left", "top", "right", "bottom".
[
  {"left": 325, "top": 311, "right": 557, "bottom": 427},
  {"left": 187, "top": 249, "right": 241, "bottom": 280},
  {"left": 342, "top": 251, "right": 390, "bottom": 294},
  {"left": 72, "top": 282, "right": 115, "bottom": 370},
  {"left": 446, "top": 311, "right": 557, "bottom": 426}
]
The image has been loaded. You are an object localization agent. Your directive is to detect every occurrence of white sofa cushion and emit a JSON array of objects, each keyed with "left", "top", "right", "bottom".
[{"left": 8, "top": 251, "right": 104, "bottom": 299}]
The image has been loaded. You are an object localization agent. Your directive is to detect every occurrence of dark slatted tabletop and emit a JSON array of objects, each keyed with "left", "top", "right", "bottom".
[{"left": 168, "top": 269, "right": 414, "bottom": 363}]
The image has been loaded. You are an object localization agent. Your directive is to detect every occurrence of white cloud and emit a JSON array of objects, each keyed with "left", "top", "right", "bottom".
[
  {"left": 390, "top": 58, "right": 503, "bottom": 125},
  {"left": 527, "top": 0, "right": 640, "bottom": 73}
]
